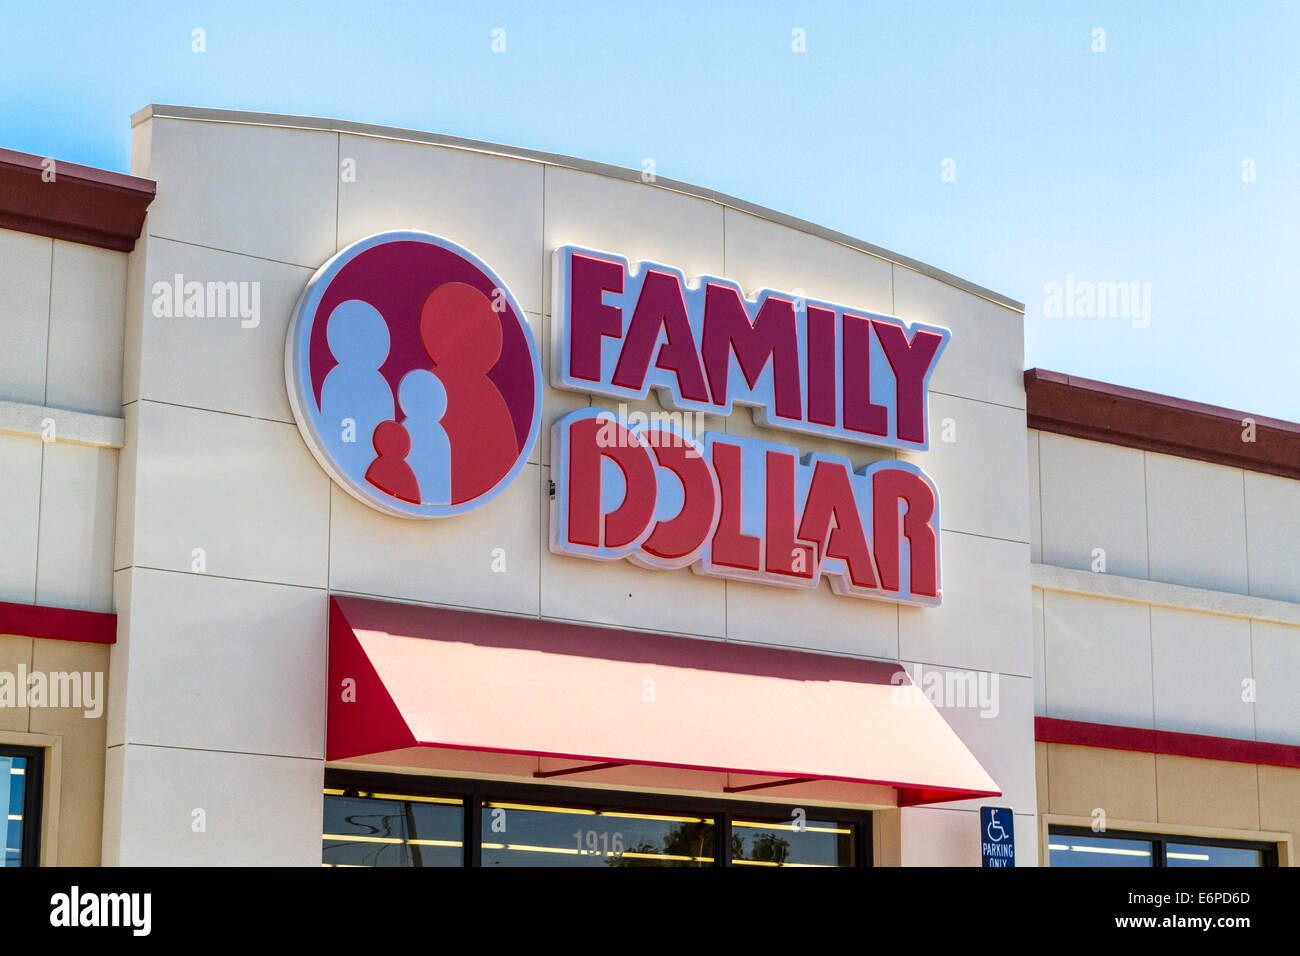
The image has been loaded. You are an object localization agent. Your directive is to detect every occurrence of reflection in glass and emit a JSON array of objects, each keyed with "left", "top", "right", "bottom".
[
  {"left": 322, "top": 789, "right": 464, "bottom": 867},
  {"left": 481, "top": 802, "right": 715, "bottom": 867},
  {"left": 1167, "top": 843, "right": 1262, "bottom": 867},
  {"left": 731, "top": 817, "right": 856, "bottom": 867},
  {"left": 2, "top": 756, "right": 26, "bottom": 867},
  {"left": 1048, "top": 834, "right": 1153, "bottom": 867}
]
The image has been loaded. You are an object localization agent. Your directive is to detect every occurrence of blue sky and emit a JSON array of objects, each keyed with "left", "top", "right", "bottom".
[{"left": 2, "top": 0, "right": 1296, "bottom": 419}]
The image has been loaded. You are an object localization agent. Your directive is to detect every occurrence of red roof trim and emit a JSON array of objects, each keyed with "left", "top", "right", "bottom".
[
  {"left": 0, "top": 600, "right": 117, "bottom": 644},
  {"left": 0, "top": 148, "right": 155, "bottom": 252},
  {"left": 1035, "top": 716, "right": 1300, "bottom": 769},
  {"left": 1025, "top": 368, "right": 1300, "bottom": 481}
]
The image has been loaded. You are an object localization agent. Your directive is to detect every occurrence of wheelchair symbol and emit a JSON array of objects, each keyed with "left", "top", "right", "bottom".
[{"left": 986, "top": 811, "right": 1010, "bottom": 843}]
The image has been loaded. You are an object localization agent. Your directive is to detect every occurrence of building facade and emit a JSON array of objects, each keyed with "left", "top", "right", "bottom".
[
  {"left": 0, "top": 106, "right": 1295, "bottom": 867},
  {"left": 1027, "top": 371, "right": 1300, "bottom": 867}
]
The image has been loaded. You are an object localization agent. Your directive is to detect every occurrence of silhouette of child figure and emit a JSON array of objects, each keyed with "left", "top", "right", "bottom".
[
  {"left": 320, "top": 299, "right": 395, "bottom": 480},
  {"left": 419, "top": 282, "right": 519, "bottom": 503},
  {"left": 398, "top": 369, "right": 452, "bottom": 506},
  {"left": 365, "top": 420, "right": 421, "bottom": 503}
]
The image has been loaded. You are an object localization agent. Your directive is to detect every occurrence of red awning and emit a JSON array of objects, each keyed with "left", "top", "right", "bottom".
[{"left": 327, "top": 596, "right": 1000, "bottom": 807}]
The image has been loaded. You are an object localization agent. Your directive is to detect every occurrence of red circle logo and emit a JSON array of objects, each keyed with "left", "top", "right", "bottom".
[{"left": 286, "top": 232, "right": 541, "bottom": 517}]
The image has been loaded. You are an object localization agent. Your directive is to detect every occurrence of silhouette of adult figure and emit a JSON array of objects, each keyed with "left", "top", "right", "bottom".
[
  {"left": 398, "top": 369, "right": 452, "bottom": 506},
  {"left": 419, "top": 282, "right": 519, "bottom": 503},
  {"left": 320, "top": 299, "right": 394, "bottom": 482}
]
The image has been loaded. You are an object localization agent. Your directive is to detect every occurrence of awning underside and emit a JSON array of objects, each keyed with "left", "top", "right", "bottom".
[{"left": 327, "top": 596, "right": 1000, "bottom": 808}]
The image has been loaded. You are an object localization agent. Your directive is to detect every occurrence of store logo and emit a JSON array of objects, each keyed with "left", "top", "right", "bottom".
[
  {"left": 286, "top": 232, "right": 541, "bottom": 518},
  {"left": 550, "top": 410, "right": 943, "bottom": 605},
  {"left": 552, "top": 245, "right": 950, "bottom": 451},
  {"left": 549, "top": 245, "right": 950, "bottom": 606},
  {"left": 286, "top": 233, "right": 947, "bottom": 605}
]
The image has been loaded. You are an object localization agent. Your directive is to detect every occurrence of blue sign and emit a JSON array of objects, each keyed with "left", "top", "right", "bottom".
[{"left": 981, "top": 807, "right": 1015, "bottom": 867}]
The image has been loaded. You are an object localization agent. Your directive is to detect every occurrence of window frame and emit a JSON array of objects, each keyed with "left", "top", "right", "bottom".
[
  {"left": 1047, "top": 824, "right": 1279, "bottom": 868},
  {"left": 1, "top": 744, "right": 45, "bottom": 868},
  {"left": 325, "top": 769, "right": 873, "bottom": 867}
]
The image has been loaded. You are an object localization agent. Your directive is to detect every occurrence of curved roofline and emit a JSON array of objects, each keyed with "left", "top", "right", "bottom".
[{"left": 132, "top": 104, "right": 1024, "bottom": 313}]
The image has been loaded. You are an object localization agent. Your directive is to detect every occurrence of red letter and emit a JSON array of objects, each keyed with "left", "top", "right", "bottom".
[
  {"left": 872, "top": 467, "right": 939, "bottom": 597},
  {"left": 709, "top": 441, "right": 761, "bottom": 571},
  {"left": 841, "top": 313, "right": 889, "bottom": 438},
  {"left": 806, "top": 305, "right": 837, "bottom": 426},
  {"left": 640, "top": 432, "right": 717, "bottom": 561},
  {"left": 568, "top": 253, "right": 624, "bottom": 382},
  {"left": 701, "top": 285, "right": 802, "bottom": 419},
  {"left": 565, "top": 417, "right": 658, "bottom": 550},
  {"left": 797, "top": 461, "right": 877, "bottom": 589},
  {"left": 764, "top": 450, "right": 814, "bottom": 579},
  {"left": 612, "top": 270, "right": 709, "bottom": 402},
  {"left": 873, "top": 320, "right": 944, "bottom": 444}
]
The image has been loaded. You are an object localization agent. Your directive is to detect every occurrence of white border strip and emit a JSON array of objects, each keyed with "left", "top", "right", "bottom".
[
  {"left": 1032, "top": 563, "right": 1300, "bottom": 627},
  {"left": 0, "top": 400, "right": 125, "bottom": 449}
]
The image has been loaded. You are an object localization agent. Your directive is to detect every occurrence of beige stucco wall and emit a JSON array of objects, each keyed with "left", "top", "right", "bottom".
[
  {"left": 1027, "top": 418, "right": 1300, "bottom": 868},
  {"left": 0, "top": 227, "right": 124, "bottom": 614},
  {"left": 0, "top": 633, "right": 110, "bottom": 865},
  {"left": 1036, "top": 741, "right": 1297, "bottom": 866},
  {"left": 0, "top": 218, "right": 127, "bottom": 866}
]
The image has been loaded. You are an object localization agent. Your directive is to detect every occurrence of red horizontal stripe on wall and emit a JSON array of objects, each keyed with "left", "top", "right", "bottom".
[
  {"left": 1035, "top": 717, "right": 1300, "bottom": 770},
  {"left": 0, "top": 600, "right": 117, "bottom": 644}
]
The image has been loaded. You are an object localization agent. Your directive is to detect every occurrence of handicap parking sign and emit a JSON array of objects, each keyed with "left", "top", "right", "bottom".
[{"left": 981, "top": 806, "right": 1015, "bottom": 867}]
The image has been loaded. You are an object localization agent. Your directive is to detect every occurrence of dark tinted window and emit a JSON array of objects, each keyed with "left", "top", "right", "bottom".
[
  {"left": 323, "top": 776, "right": 869, "bottom": 867},
  {"left": 1, "top": 747, "right": 42, "bottom": 867},
  {"left": 482, "top": 801, "right": 715, "bottom": 867},
  {"left": 732, "top": 816, "right": 856, "bottom": 867},
  {"left": 1049, "top": 827, "right": 1273, "bottom": 868},
  {"left": 323, "top": 788, "right": 464, "bottom": 867}
]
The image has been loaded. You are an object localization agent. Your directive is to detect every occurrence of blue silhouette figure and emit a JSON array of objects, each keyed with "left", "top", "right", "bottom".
[
  {"left": 398, "top": 369, "right": 452, "bottom": 506},
  {"left": 320, "top": 299, "right": 394, "bottom": 481}
]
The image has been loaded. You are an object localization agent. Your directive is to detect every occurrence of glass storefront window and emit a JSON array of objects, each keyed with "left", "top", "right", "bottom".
[
  {"left": 1048, "top": 827, "right": 1275, "bottom": 868},
  {"left": 1166, "top": 843, "right": 1263, "bottom": 867},
  {"left": 1, "top": 747, "right": 41, "bottom": 868},
  {"left": 482, "top": 802, "right": 715, "bottom": 867},
  {"left": 3, "top": 754, "right": 26, "bottom": 868},
  {"left": 731, "top": 816, "right": 856, "bottom": 867},
  {"left": 1048, "top": 833, "right": 1154, "bottom": 867},
  {"left": 322, "top": 775, "right": 869, "bottom": 867},
  {"left": 322, "top": 788, "right": 464, "bottom": 867}
]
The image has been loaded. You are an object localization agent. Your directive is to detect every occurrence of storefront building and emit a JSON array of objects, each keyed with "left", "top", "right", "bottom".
[{"left": 0, "top": 106, "right": 1295, "bottom": 867}]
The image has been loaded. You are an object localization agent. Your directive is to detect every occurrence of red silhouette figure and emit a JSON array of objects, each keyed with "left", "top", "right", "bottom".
[
  {"left": 365, "top": 420, "right": 421, "bottom": 503},
  {"left": 420, "top": 282, "right": 519, "bottom": 504}
]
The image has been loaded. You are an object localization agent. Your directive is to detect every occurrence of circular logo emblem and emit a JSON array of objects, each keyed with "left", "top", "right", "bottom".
[{"left": 286, "top": 231, "right": 541, "bottom": 518}]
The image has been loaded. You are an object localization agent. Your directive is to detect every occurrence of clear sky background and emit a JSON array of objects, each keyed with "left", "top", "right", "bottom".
[{"left": 2, "top": 1, "right": 1296, "bottom": 419}]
